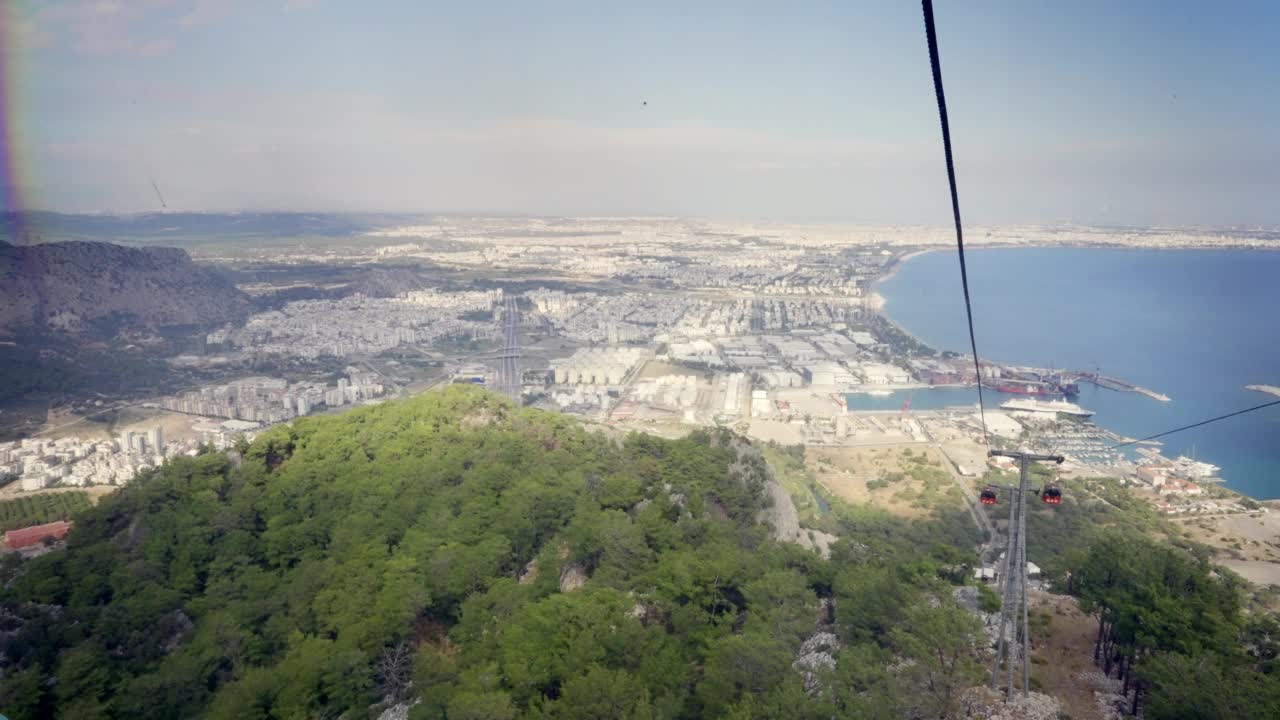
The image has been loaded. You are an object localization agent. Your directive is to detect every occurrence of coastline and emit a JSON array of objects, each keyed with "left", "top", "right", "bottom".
[
  {"left": 874, "top": 247, "right": 936, "bottom": 291},
  {"left": 870, "top": 248, "right": 942, "bottom": 352},
  {"left": 869, "top": 247, "right": 1273, "bottom": 502}
]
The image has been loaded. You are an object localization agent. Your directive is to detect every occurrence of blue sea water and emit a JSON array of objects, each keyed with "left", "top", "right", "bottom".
[{"left": 872, "top": 247, "right": 1280, "bottom": 499}]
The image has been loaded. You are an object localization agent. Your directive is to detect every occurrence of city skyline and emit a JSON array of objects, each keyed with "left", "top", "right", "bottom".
[{"left": 5, "top": 1, "right": 1280, "bottom": 225}]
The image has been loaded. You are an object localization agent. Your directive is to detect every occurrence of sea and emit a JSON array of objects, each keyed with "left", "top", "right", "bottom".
[{"left": 861, "top": 247, "right": 1280, "bottom": 500}]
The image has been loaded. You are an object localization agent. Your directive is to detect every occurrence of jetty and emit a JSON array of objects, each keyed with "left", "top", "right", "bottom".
[{"left": 1075, "top": 372, "right": 1171, "bottom": 402}]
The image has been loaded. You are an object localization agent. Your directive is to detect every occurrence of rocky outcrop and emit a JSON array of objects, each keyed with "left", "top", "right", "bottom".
[
  {"left": 559, "top": 563, "right": 588, "bottom": 593},
  {"left": 1077, "top": 669, "right": 1129, "bottom": 720},
  {"left": 375, "top": 702, "right": 414, "bottom": 720},
  {"left": 161, "top": 609, "right": 195, "bottom": 654},
  {"left": 713, "top": 432, "right": 838, "bottom": 558},
  {"left": 759, "top": 477, "right": 837, "bottom": 558},
  {"left": 958, "top": 686, "right": 1062, "bottom": 720},
  {"left": 792, "top": 631, "right": 840, "bottom": 695},
  {"left": 954, "top": 585, "right": 1008, "bottom": 646},
  {"left": 0, "top": 240, "right": 250, "bottom": 337},
  {"left": 518, "top": 558, "right": 539, "bottom": 585}
]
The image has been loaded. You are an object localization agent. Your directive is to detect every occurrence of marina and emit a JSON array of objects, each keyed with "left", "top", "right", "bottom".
[
  {"left": 1136, "top": 447, "right": 1224, "bottom": 483},
  {"left": 1022, "top": 424, "right": 1131, "bottom": 468}
]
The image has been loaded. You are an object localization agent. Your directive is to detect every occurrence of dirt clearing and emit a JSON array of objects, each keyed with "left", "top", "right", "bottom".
[
  {"left": 1030, "top": 592, "right": 1110, "bottom": 720},
  {"left": 806, "top": 444, "right": 963, "bottom": 518}
]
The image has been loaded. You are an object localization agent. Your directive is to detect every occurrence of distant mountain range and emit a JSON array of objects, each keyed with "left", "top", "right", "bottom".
[
  {"left": 0, "top": 211, "right": 429, "bottom": 246},
  {"left": 0, "top": 240, "right": 251, "bottom": 337}
]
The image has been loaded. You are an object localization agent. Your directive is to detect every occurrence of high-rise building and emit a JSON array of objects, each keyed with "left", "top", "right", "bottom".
[
  {"left": 119, "top": 431, "right": 146, "bottom": 454},
  {"left": 146, "top": 427, "right": 164, "bottom": 456}
]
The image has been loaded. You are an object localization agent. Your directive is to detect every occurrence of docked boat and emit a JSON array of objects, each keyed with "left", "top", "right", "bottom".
[
  {"left": 993, "top": 379, "right": 1063, "bottom": 396},
  {"left": 1173, "top": 456, "right": 1221, "bottom": 480}
]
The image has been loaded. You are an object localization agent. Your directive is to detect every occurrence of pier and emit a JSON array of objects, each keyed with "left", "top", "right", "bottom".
[
  {"left": 1077, "top": 372, "right": 1171, "bottom": 402},
  {"left": 981, "top": 362, "right": 1172, "bottom": 404}
]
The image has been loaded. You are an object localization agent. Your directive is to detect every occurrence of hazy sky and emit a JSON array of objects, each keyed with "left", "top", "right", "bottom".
[{"left": 7, "top": 0, "right": 1280, "bottom": 224}]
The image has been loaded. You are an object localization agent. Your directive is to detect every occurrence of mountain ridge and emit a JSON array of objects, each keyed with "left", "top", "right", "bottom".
[{"left": 0, "top": 240, "right": 251, "bottom": 337}]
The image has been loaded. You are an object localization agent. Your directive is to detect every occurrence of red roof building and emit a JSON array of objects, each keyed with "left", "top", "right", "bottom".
[{"left": 4, "top": 520, "right": 72, "bottom": 550}]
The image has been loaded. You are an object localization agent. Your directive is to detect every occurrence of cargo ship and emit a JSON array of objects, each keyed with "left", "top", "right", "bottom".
[
  {"left": 1051, "top": 377, "right": 1081, "bottom": 397},
  {"left": 1000, "top": 398, "right": 1095, "bottom": 419},
  {"left": 992, "top": 379, "right": 1063, "bottom": 397}
]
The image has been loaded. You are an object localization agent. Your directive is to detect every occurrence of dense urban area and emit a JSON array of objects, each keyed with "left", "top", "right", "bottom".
[{"left": 4, "top": 220, "right": 1266, "bottom": 514}]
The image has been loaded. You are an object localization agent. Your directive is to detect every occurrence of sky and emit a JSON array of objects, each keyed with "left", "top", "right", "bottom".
[{"left": 5, "top": 0, "right": 1280, "bottom": 225}]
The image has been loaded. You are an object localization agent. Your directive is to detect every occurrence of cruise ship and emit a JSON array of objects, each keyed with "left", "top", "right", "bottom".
[{"left": 1000, "top": 398, "right": 1095, "bottom": 419}]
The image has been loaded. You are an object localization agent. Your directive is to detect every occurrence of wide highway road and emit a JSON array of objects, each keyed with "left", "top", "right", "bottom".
[{"left": 497, "top": 297, "right": 521, "bottom": 404}]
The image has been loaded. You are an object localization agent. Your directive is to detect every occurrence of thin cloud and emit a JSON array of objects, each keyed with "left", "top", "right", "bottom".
[
  {"left": 10, "top": 16, "right": 52, "bottom": 51},
  {"left": 178, "top": 0, "right": 240, "bottom": 28},
  {"left": 27, "top": 91, "right": 942, "bottom": 217},
  {"left": 23, "top": 0, "right": 240, "bottom": 56}
]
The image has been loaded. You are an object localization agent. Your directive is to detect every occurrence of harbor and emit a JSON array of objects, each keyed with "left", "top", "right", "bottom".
[
  {"left": 877, "top": 247, "right": 1280, "bottom": 499},
  {"left": 978, "top": 363, "right": 1172, "bottom": 404}
]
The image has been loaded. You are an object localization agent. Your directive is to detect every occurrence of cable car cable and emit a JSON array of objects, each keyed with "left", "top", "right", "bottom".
[
  {"left": 922, "top": 0, "right": 1275, "bottom": 468},
  {"left": 921, "top": 0, "right": 990, "bottom": 447},
  {"left": 1110, "top": 399, "right": 1280, "bottom": 450}
]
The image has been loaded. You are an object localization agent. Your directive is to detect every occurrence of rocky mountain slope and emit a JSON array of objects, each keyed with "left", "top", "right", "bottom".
[{"left": 0, "top": 240, "right": 250, "bottom": 336}]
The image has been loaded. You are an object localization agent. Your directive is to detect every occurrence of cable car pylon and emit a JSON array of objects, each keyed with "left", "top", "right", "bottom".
[{"left": 985, "top": 449, "right": 1064, "bottom": 699}]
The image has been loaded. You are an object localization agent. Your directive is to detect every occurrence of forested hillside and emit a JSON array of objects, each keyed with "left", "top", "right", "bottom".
[
  {"left": 0, "top": 386, "right": 1275, "bottom": 719},
  {"left": 0, "top": 387, "right": 974, "bottom": 719}
]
